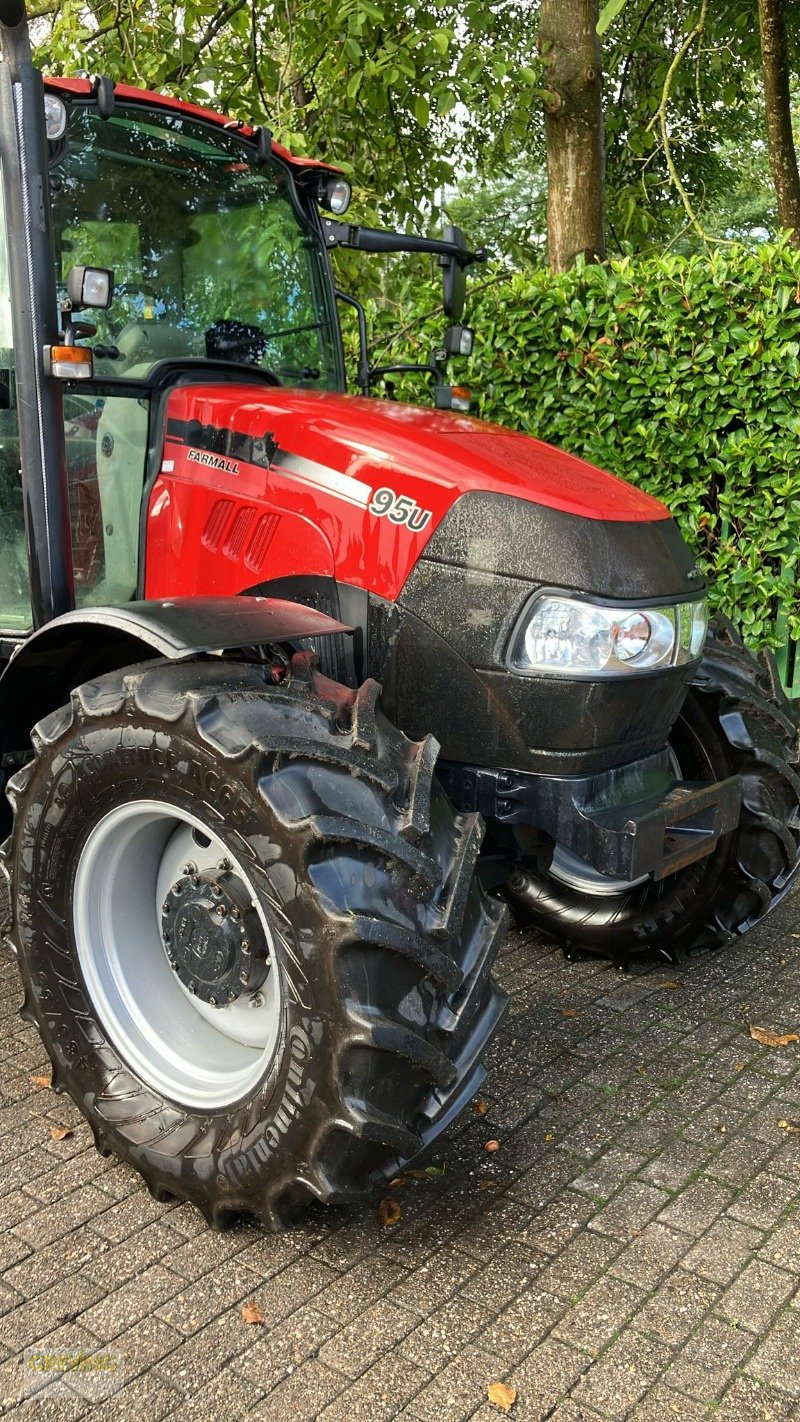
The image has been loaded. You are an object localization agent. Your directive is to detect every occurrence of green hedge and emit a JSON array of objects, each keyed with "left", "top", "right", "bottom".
[{"left": 365, "top": 241, "right": 800, "bottom": 649}]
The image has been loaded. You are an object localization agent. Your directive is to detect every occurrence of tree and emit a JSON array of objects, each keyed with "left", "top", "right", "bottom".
[
  {"left": 539, "top": 0, "right": 605, "bottom": 270},
  {"left": 759, "top": 0, "right": 800, "bottom": 241},
  {"left": 34, "top": 0, "right": 541, "bottom": 231}
]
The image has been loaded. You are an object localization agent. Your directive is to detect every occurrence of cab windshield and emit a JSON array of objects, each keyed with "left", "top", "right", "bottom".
[{"left": 49, "top": 101, "right": 341, "bottom": 389}]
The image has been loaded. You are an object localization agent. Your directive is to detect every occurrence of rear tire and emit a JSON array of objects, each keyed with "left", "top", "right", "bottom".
[
  {"left": 6, "top": 652, "right": 507, "bottom": 1228},
  {"left": 507, "top": 621, "right": 800, "bottom": 965}
]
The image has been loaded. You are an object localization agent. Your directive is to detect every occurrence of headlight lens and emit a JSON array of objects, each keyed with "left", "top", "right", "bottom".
[{"left": 508, "top": 595, "right": 708, "bottom": 677}]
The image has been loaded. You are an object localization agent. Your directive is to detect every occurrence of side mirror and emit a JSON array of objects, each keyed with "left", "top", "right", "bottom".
[
  {"left": 66, "top": 265, "right": 115, "bottom": 311},
  {"left": 441, "top": 224, "right": 468, "bottom": 322},
  {"left": 443, "top": 324, "right": 474, "bottom": 358}
]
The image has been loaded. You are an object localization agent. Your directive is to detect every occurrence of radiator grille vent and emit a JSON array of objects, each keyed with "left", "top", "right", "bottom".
[
  {"left": 201, "top": 499, "right": 234, "bottom": 550},
  {"left": 223, "top": 506, "right": 255, "bottom": 559},
  {"left": 244, "top": 512, "right": 281, "bottom": 572}
]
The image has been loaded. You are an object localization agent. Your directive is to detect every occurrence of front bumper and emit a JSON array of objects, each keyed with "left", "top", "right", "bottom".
[{"left": 438, "top": 749, "right": 742, "bottom": 882}]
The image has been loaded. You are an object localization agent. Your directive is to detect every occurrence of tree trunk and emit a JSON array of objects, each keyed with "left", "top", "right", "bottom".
[
  {"left": 540, "top": 0, "right": 605, "bottom": 272},
  {"left": 759, "top": 0, "right": 800, "bottom": 241}
]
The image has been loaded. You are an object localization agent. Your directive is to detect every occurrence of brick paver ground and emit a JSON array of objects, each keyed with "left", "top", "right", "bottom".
[{"left": 1, "top": 892, "right": 800, "bottom": 1419}]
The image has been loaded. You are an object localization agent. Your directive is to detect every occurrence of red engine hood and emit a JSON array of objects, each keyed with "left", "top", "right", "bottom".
[{"left": 146, "top": 386, "right": 670, "bottom": 603}]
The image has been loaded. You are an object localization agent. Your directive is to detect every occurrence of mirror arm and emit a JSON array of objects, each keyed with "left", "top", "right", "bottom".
[{"left": 323, "top": 219, "right": 486, "bottom": 268}]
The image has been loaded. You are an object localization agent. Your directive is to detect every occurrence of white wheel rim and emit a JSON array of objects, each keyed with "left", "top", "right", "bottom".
[{"left": 72, "top": 799, "right": 283, "bottom": 1109}]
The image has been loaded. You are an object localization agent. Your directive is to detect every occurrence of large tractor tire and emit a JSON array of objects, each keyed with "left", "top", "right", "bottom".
[
  {"left": 507, "top": 621, "right": 800, "bottom": 966},
  {"left": 6, "top": 652, "right": 507, "bottom": 1229}
]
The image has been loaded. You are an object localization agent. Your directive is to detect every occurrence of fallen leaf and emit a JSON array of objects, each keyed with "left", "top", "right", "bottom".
[
  {"left": 473, "top": 1098, "right": 489, "bottom": 1116},
  {"left": 658, "top": 980, "right": 685, "bottom": 991},
  {"left": 377, "top": 1198, "right": 402, "bottom": 1227},
  {"left": 488, "top": 1381, "right": 517, "bottom": 1413},
  {"left": 561, "top": 1008, "right": 582, "bottom": 1019},
  {"left": 791, "top": 933, "right": 800, "bottom": 939},
  {"left": 477, "top": 1180, "right": 497, "bottom": 1191},
  {"left": 485, "top": 1139, "right": 501, "bottom": 1154},
  {"left": 544, "top": 1133, "right": 554, "bottom": 1143},
  {"left": 49, "top": 1126, "right": 72, "bottom": 1141},
  {"left": 30, "top": 1073, "right": 52, "bottom": 1090},
  {"left": 405, "top": 1169, "right": 428, "bottom": 1180},
  {"left": 749, "top": 1026, "right": 799, "bottom": 1048},
  {"left": 734, "top": 1062, "right": 746, "bottom": 1072},
  {"left": 424, "top": 1164, "right": 446, "bottom": 1177},
  {"left": 240, "top": 1300, "right": 265, "bottom": 1325},
  {"left": 387, "top": 1175, "right": 407, "bottom": 1190},
  {"left": 778, "top": 1119, "right": 800, "bottom": 1134}
]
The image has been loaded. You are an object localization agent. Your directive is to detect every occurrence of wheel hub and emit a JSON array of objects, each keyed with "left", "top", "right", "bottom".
[{"left": 161, "top": 868, "right": 269, "bottom": 1007}]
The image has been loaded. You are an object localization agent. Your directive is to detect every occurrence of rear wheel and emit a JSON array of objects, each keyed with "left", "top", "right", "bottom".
[
  {"left": 507, "top": 622, "right": 800, "bottom": 965},
  {"left": 7, "top": 652, "right": 507, "bottom": 1228}
]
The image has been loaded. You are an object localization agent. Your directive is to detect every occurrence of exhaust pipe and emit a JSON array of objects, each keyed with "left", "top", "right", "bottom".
[{"left": 0, "top": 0, "right": 74, "bottom": 627}]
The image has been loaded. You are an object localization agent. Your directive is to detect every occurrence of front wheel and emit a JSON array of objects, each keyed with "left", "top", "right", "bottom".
[
  {"left": 507, "top": 622, "right": 800, "bottom": 965},
  {"left": 7, "top": 653, "right": 507, "bottom": 1228}
]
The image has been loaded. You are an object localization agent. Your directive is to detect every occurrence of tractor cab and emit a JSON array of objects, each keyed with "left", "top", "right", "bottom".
[
  {"left": 0, "top": 79, "right": 478, "bottom": 638},
  {"left": 0, "top": 85, "right": 344, "bottom": 632}
]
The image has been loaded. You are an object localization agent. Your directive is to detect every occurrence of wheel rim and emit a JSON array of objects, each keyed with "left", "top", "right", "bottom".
[{"left": 73, "top": 799, "right": 283, "bottom": 1110}]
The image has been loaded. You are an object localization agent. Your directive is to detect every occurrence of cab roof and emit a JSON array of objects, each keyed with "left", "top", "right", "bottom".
[{"left": 44, "top": 76, "right": 341, "bottom": 177}]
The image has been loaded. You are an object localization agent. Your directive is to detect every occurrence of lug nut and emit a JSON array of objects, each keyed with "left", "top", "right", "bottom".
[
  {"left": 228, "top": 990, "right": 236, "bottom": 1003},
  {"left": 215, "top": 905, "right": 227, "bottom": 918},
  {"left": 250, "top": 992, "right": 265, "bottom": 1008},
  {"left": 239, "top": 969, "right": 249, "bottom": 984},
  {"left": 231, "top": 908, "right": 241, "bottom": 921},
  {"left": 162, "top": 901, "right": 171, "bottom": 915},
  {"left": 182, "top": 862, "right": 196, "bottom": 876},
  {"left": 209, "top": 995, "right": 217, "bottom": 1007}
]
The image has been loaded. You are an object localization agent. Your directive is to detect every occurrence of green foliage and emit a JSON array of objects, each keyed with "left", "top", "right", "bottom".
[
  {"left": 34, "top": 0, "right": 541, "bottom": 230},
  {"left": 363, "top": 240, "right": 800, "bottom": 648}
]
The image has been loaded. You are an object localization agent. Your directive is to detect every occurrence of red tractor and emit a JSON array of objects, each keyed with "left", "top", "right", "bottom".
[{"left": 0, "top": 1, "right": 797, "bottom": 1229}]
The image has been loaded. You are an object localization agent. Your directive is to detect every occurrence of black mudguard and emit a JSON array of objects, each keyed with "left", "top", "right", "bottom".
[{"left": 0, "top": 595, "right": 351, "bottom": 833}]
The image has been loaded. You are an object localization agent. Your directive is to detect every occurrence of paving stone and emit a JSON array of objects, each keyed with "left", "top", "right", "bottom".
[
  {"left": 570, "top": 1329, "right": 672, "bottom": 1414},
  {"left": 154, "top": 1261, "right": 263, "bottom": 1336},
  {"left": 478, "top": 1288, "right": 566, "bottom": 1365},
  {"left": 757, "top": 1218, "right": 800, "bottom": 1273},
  {"left": 554, "top": 1274, "right": 644, "bottom": 1354},
  {"left": 397, "top": 1343, "right": 509, "bottom": 1422},
  {"left": 317, "top": 1347, "right": 430, "bottom": 1422},
  {"left": 589, "top": 1180, "right": 671, "bottom": 1240},
  {"left": 610, "top": 1222, "right": 690, "bottom": 1288},
  {"left": 502, "top": 1336, "right": 590, "bottom": 1418},
  {"left": 639, "top": 1138, "right": 718, "bottom": 1192},
  {"left": 718, "top": 1259, "right": 795, "bottom": 1334},
  {"left": 728, "top": 1172, "right": 800, "bottom": 1231},
  {"left": 397, "top": 1295, "right": 494, "bottom": 1374},
  {"left": 716, "top": 1372, "right": 798, "bottom": 1420},
  {"left": 572, "top": 1149, "right": 647, "bottom": 1200},
  {"left": 317, "top": 1297, "right": 418, "bottom": 1377},
  {"left": 535, "top": 1229, "right": 622, "bottom": 1300},
  {"left": 664, "top": 1314, "right": 755, "bottom": 1401},
  {"left": 251, "top": 1360, "right": 347, "bottom": 1422},
  {"left": 238, "top": 1304, "right": 339, "bottom": 1393},
  {"left": 314, "top": 1254, "right": 409, "bottom": 1323},
  {"left": 3, "top": 904, "right": 800, "bottom": 1418},
  {"left": 746, "top": 1305, "right": 800, "bottom": 1397},
  {"left": 657, "top": 1178, "right": 736, "bottom": 1237},
  {"left": 633, "top": 1268, "right": 720, "bottom": 1346},
  {"left": 683, "top": 1217, "right": 766, "bottom": 1285}
]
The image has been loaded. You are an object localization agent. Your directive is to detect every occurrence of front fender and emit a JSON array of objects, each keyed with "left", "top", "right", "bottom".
[{"left": 0, "top": 595, "right": 351, "bottom": 829}]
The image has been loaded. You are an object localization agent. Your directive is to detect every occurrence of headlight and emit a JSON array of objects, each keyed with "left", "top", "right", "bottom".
[{"left": 507, "top": 594, "right": 708, "bottom": 677}]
